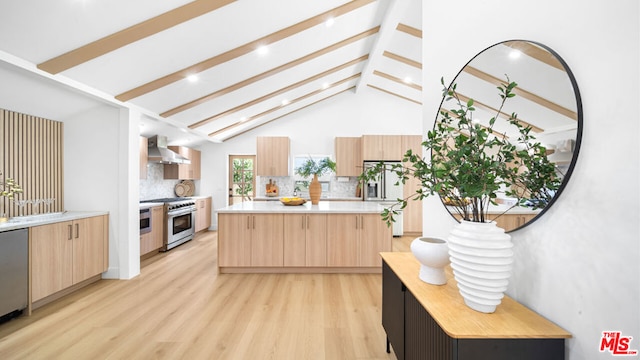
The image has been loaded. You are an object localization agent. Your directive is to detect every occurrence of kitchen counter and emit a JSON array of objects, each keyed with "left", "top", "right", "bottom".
[
  {"left": 217, "top": 200, "right": 385, "bottom": 214},
  {"left": 0, "top": 211, "right": 109, "bottom": 232},
  {"left": 252, "top": 196, "right": 362, "bottom": 201},
  {"left": 139, "top": 202, "right": 164, "bottom": 210}
]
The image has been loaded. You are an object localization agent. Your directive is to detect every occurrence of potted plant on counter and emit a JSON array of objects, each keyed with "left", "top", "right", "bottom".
[
  {"left": 0, "top": 172, "right": 23, "bottom": 222},
  {"left": 295, "top": 157, "right": 336, "bottom": 205},
  {"left": 360, "top": 77, "right": 561, "bottom": 313}
]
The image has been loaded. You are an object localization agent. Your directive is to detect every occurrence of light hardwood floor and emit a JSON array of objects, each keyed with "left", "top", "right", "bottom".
[{"left": 0, "top": 231, "right": 414, "bottom": 360}]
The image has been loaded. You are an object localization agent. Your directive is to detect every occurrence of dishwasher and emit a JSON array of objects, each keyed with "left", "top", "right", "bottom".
[{"left": 0, "top": 228, "right": 28, "bottom": 322}]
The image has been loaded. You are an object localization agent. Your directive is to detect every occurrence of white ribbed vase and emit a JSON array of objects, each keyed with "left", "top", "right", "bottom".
[
  {"left": 447, "top": 220, "right": 513, "bottom": 313},
  {"left": 410, "top": 237, "right": 450, "bottom": 285}
]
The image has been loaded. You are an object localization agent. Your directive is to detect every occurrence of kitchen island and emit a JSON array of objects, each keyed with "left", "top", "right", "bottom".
[{"left": 217, "top": 201, "right": 392, "bottom": 273}]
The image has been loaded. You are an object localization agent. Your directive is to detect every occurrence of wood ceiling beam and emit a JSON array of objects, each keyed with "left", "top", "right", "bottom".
[
  {"left": 189, "top": 55, "right": 368, "bottom": 129},
  {"left": 37, "top": 0, "right": 236, "bottom": 74},
  {"left": 367, "top": 84, "right": 421, "bottom": 105},
  {"left": 455, "top": 93, "right": 543, "bottom": 133},
  {"left": 210, "top": 75, "right": 359, "bottom": 137},
  {"left": 161, "top": 26, "right": 380, "bottom": 118},
  {"left": 396, "top": 23, "right": 422, "bottom": 38},
  {"left": 373, "top": 70, "right": 422, "bottom": 90},
  {"left": 383, "top": 51, "right": 421, "bottom": 69},
  {"left": 503, "top": 41, "right": 564, "bottom": 71},
  {"left": 116, "top": 0, "right": 375, "bottom": 102},
  {"left": 220, "top": 87, "right": 355, "bottom": 142},
  {"left": 464, "top": 66, "right": 577, "bottom": 121}
]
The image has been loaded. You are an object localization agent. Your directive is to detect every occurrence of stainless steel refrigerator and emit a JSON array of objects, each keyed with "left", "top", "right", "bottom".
[{"left": 363, "top": 161, "right": 403, "bottom": 236}]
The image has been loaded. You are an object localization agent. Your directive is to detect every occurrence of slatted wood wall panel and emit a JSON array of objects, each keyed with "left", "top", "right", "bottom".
[{"left": 0, "top": 109, "right": 64, "bottom": 218}]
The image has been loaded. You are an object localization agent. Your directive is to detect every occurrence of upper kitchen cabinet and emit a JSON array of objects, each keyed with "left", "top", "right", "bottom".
[
  {"left": 164, "top": 146, "right": 201, "bottom": 180},
  {"left": 362, "top": 135, "right": 402, "bottom": 161},
  {"left": 335, "top": 137, "right": 362, "bottom": 177},
  {"left": 256, "top": 137, "right": 290, "bottom": 176},
  {"left": 139, "top": 136, "right": 148, "bottom": 179}
]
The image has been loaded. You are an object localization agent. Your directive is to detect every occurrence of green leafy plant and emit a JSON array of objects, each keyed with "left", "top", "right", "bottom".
[
  {"left": 360, "top": 77, "right": 561, "bottom": 225},
  {"left": 0, "top": 172, "right": 23, "bottom": 199},
  {"left": 295, "top": 157, "right": 336, "bottom": 178}
]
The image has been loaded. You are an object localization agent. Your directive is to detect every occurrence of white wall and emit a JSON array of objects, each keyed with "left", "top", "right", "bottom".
[
  {"left": 423, "top": 1, "right": 639, "bottom": 359},
  {"left": 199, "top": 87, "right": 422, "bottom": 228},
  {"left": 63, "top": 105, "right": 141, "bottom": 279}
]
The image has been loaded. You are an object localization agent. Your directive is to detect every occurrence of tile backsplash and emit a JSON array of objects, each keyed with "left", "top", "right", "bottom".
[
  {"left": 257, "top": 176, "right": 359, "bottom": 198},
  {"left": 139, "top": 163, "right": 183, "bottom": 200}
]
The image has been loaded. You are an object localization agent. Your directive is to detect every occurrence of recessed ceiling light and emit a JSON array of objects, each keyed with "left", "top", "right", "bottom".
[
  {"left": 187, "top": 74, "right": 199, "bottom": 83},
  {"left": 322, "top": 82, "right": 330, "bottom": 89},
  {"left": 256, "top": 45, "right": 269, "bottom": 56},
  {"left": 281, "top": 99, "right": 290, "bottom": 106},
  {"left": 240, "top": 116, "right": 247, "bottom": 122},
  {"left": 403, "top": 76, "right": 412, "bottom": 84},
  {"left": 509, "top": 50, "right": 522, "bottom": 59},
  {"left": 325, "top": 17, "right": 335, "bottom": 28}
]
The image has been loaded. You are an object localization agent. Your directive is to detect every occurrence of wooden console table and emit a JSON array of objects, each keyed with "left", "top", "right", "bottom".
[{"left": 381, "top": 252, "right": 571, "bottom": 360}]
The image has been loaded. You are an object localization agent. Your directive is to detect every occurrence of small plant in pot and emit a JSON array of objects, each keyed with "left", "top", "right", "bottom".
[
  {"left": 360, "top": 77, "right": 561, "bottom": 313},
  {"left": 360, "top": 76, "right": 560, "bottom": 225},
  {"left": 0, "top": 172, "right": 23, "bottom": 221},
  {"left": 295, "top": 157, "right": 336, "bottom": 205}
]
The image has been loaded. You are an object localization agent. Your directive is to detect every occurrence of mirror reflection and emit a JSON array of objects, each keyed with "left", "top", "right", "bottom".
[{"left": 440, "top": 40, "right": 582, "bottom": 232}]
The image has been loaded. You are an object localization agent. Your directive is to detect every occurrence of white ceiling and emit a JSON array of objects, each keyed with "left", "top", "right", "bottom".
[
  {"left": 0, "top": 1, "right": 577, "bottom": 150},
  {"left": 0, "top": 0, "right": 422, "bottom": 146}
]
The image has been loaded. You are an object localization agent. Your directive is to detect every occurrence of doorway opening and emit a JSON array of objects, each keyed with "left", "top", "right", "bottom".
[{"left": 228, "top": 155, "right": 255, "bottom": 205}]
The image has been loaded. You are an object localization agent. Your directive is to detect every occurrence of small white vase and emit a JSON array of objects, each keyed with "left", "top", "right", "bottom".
[
  {"left": 410, "top": 237, "right": 450, "bottom": 285},
  {"left": 447, "top": 220, "right": 513, "bottom": 313}
]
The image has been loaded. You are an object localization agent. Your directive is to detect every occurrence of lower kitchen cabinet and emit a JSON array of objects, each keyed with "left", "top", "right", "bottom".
[
  {"left": 31, "top": 215, "right": 108, "bottom": 303},
  {"left": 283, "top": 214, "right": 327, "bottom": 266},
  {"left": 218, "top": 211, "right": 391, "bottom": 273},
  {"left": 195, "top": 197, "right": 212, "bottom": 232},
  {"left": 140, "top": 205, "right": 164, "bottom": 256},
  {"left": 381, "top": 253, "right": 570, "bottom": 360},
  {"left": 217, "top": 213, "right": 283, "bottom": 267},
  {"left": 326, "top": 214, "right": 391, "bottom": 267}
]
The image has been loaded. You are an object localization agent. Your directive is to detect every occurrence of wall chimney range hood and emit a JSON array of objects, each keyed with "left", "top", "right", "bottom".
[{"left": 147, "top": 135, "right": 191, "bottom": 165}]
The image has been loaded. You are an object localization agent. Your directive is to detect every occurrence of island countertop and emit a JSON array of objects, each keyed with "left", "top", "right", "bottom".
[{"left": 216, "top": 200, "right": 386, "bottom": 214}]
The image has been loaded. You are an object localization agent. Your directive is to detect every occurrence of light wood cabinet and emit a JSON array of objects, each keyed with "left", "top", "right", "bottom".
[
  {"left": 401, "top": 135, "right": 423, "bottom": 233},
  {"left": 326, "top": 213, "right": 392, "bottom": 267},
  {"left": 256, "top": 136, "right": 290, "bottom": 176},
  {"left": 334, "top": 137, "right": 363, "bottom": 176},
  {"left": 164, "top": 146, "right": 201, "bottom": 180},
  {"left": 218, "top": 213, "right": 284, "bottom": 267},
  {"left": 140, "top": 136, "right": 148, "bottom": 179},
  {"left": 195, "top": 197, "right": 212, "bottom": 232},
  {"left": 283, "top": 214, "right": 327, "bottom": 267},
  {"left": 362, "top": 135, "right": 402, "bottom": 161},
  {"left": 31, "top": 215, "right": 108, "bottom": 302},
  {"left": 140, "top": 206, "right": 164, "bottom": 256}
]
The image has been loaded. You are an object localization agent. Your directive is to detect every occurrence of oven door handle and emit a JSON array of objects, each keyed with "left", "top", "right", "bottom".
[{"left": 168, "top": 207, "right": 195, "bottom": 217}]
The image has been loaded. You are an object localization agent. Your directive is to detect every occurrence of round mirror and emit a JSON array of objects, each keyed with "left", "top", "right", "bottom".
[{"left": 438, "top": 40, "right": 583, "bottom": 232}]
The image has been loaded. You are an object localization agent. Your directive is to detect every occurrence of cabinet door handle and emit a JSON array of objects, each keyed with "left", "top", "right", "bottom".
[
  {"left": 247, "top": 216, "right": 250, "bottom": 229},
  {"left": 253, "top": 216, "right": 255, "bottom": 229},
  {"left": 75, "top": 223, "right": 79, "bottom": 238},
  {"left": 306, "top": 216, "right": 310, "bottom": 230},
  {"left": 68, "top": 224, "right": 73, "bottom": 240},
  {"left": 301, "top": 216, "right": 305, "bottom": 229},
  {"left": 355, "top": 215, "right": 359, "bottom": 229}
]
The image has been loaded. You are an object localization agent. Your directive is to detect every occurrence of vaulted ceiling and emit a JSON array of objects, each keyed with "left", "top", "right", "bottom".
[{"left": 0, "top": 0, "right": 422, "bottom": 145}]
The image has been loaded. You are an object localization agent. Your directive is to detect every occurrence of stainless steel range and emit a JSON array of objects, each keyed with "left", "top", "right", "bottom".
[{"left": 141, "top": 197, "right": 196, "bottom": 251}]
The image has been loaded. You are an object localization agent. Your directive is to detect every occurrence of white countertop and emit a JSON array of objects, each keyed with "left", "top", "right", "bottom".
[
  {"left": 139, "top": 202, "right": 164, "bottom": 210},
  {"left": 217, "top": 200, "right": 386, "bottom": 214},
  {"left": 0, "top": 211, "right": 109, "bottom": 232},
  {"left": 253, "top": 196, "right": 362, "bottom": 201}
]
